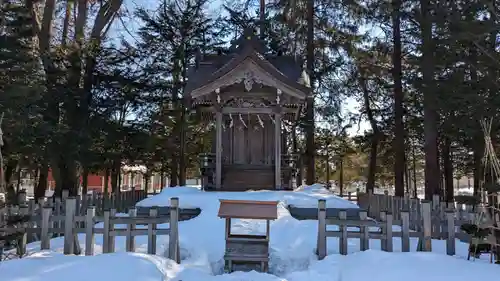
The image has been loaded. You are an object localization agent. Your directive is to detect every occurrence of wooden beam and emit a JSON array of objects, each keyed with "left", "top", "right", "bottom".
[
  {"left": 275, "top": 112, "right": 281, "bottom": 189},
  {"left": 216, "top": 111, "right": 222, "bottom": 189},
  {"left": 198, "top": 106, "right": 299, "bottom": 114}
]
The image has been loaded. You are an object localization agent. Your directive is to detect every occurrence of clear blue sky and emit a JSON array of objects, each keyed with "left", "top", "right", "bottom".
[{"left": 111, "top": 0, "right": 370, "bottom": 136}]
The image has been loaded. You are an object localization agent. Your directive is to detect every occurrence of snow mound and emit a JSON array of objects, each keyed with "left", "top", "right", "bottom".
[
  {"left": 0, "top": 251, "right": 181, "bottom": 281},
  {"left": 3, "top": 249, "right": 499, "bottom": 281}
]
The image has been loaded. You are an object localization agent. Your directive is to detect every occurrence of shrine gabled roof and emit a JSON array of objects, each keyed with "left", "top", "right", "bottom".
[{"left": 185, "top": 32, "right": 311, "bottom": 99}]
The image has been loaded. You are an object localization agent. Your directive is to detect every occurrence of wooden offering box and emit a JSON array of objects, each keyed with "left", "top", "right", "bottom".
[{"left": 218, "top": 199, "right": 279, "bottom": 273}]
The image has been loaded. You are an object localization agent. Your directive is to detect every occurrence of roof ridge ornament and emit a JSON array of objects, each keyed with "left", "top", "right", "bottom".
[{"left": 243, "top": 71, "right": 254, "bottom": 91}]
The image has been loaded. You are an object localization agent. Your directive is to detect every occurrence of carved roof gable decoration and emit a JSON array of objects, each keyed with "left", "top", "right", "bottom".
[
  {"left": 185, "top": 27, "right": 311, "bottom": 101},
  {"left": 243, "top": 70, "right": 259, "bottom": 91},
  {"left": 226, "top": 97, "right": 270, "bottom": 108}
]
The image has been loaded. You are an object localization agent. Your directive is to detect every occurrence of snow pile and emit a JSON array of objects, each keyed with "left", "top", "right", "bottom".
[
  {"left": 3, "top": 250, "right": 499, "bottom": 281},
  {"left": 1, "top": 251, "right": 180, "bottom": 281}
]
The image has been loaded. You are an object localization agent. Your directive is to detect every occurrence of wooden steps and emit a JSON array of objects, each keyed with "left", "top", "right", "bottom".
[{"left": 222, "top": 165, "right": 274, "bottom": 191}]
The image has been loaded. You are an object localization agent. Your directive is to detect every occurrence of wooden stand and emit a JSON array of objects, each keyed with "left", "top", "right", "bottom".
[{"left": 218, "top": 199, "right": 278, "bottom": 273}]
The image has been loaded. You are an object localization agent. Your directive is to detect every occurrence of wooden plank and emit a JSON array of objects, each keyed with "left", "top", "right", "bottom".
[
  {"left": 85, "top": 207, "right": 95, "bottom": 256},
  {"left": 109, "top": 228, "right": 171, "bottom": 236},
  {"left": 17, "top": 205, "right": 28, "bottom": 257},
  {"left": 63, "top": 198, "right": 76, "bottom": 255},
  {"left": 380, "top": 211, "right": 387, "bottom": 251},
  {"left": 126, "top": 208, "right": 136, "bottom": 252},
  {"left": 109, "top": 209, "right": 116, "bottom": 253},
  {"left": 419, "top": 200, "right": 432, "bottom": 251},
  {"left": 40, "top": 207, "right": 51, "bottom": 250},
  {"left": 401, "top": 210, "right": 410, "bottom": 252},
  {"left": 359, "top": 211, "right": 369, "bottom": 251},
  {"left": 325, "top": 218, "right": 378, "bottom": 227},
  {"left": 274, "top": 112, "right": 281, "bottom": 189},
  {"left": 339, "top": 210, "right": 348, "bottom": 255},
  {"left": 169, "top": 197, "right": 179, "bottom": 263},
  {"left": 218, "top": 199, "right": 279, "bottom": 220},
  {"left": 103, "top": 210, "right": 111, "bottom": 253},
  {"left": 386, "top": 212, "right": 393, "bottom": 252},
  {"left": 216, "top": 111, "right": 222, "bottom": 189},
  {"left": 445, "top": 209, "right": 456, "bottom": 256},
  {"left": 111, "top": 216, "right": 170, "bottom": 225},
  {"left": 317, "top": 199, "right": 327, "bottom": 259},
  {"left": 147, "top": 208, "right": 157, "bottom": 255}
]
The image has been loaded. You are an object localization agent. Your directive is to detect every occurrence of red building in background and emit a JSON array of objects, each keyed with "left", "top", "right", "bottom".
[{"left": 46, "top": 167, "right": 166, "bottom": 194}]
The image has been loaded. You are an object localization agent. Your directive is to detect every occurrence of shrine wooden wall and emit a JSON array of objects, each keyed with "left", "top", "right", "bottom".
[{"left": 220, "top": 115, "right": 275, "bottom": 165}]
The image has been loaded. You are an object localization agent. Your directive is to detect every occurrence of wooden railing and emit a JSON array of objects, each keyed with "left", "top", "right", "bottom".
[
  {"left": 356, "top": 192, "right": 477, "bottom": 235},
  {"left": 1, "top": 189, "right": 147, "bottom": 225},
  {"left": 316, "top": 198, "right": 471, "bottom": 259},
  {"left": 1, "top": 197, "right": 180, "bottom": 262}
]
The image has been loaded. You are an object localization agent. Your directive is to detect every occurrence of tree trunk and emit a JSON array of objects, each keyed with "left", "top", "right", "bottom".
[
  {"left": 412, "top": 143, "right": 418, "bottom": 198},
  {"left": 419, "top": 0, "right": 440, "bottom": 200},
  {"left": 81, "top": 166, "right": 89, "bottom": 196},
  {"left": 367, "top": 134, "right": 378, "bottom": 193},
  {"left": 61, "top": 0, "right": 72, "bottom": 46},
  {"left": 392, "top": 0, "right": 405, "bottom": 197},
  {"left": 35, "top": 163, "right": 48, "bottom": 200},
  {"left": 359, "top": 75, "right": 378, "bottom": 193},
  {"left": 442, "top": 136, "right": 454, "bottom": 202},
  {"left": 259, "top": 0, "right": 265, "bottom": 38},
  {"left": 160, "top": 163, "right": 165, "bottom": 189},
  {"left": 111, "top": 159, "right": 120, "bottom": 194},
  {"left": 179, "top": 102, "right": 186, "bottom": 186},
  {"left": 4, "top": 159, "right": 17, "bottom": 188},
  {"left": 305, "top": 0, "right": 315, "bottom": 185},
  {"left": 339, "top": 158, "right": 344, "bottom": 195},
  {"left": 145, "top": 175, "right": 150, "bottom": 193},
  {"left": 325, "top": 152, "right": 330, "bottom": 187},
  {"left": 292, "top": 125, "right": 302, "bottom": 186},
  {"left": 170, "top": 156, "right": 178, "bottom": 187}
]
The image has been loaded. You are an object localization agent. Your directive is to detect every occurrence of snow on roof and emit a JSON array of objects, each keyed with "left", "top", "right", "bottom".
[{"left": 122, "top": 164, "right": 147, "bottom": 173}]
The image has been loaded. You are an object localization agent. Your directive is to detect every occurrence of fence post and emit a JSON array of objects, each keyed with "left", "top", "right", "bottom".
[
  {"left": 401, "top": 210, "right": 410, "bottom": 252},
  {"left": 431, "top": 194, "right": 440, "bottom": 238},
  {"left": 62, "top": 190, "right": 69, "bottom": 202},
  {"left": 108, "top": 209, "right": 116, "bottom": 253},
  {"left": 17, "top": 190, "right": 27, "bottom": 205},
  {"left": 40, "top": 207, "right": 52, "bottom": 250},
  {"left": 103, "top": 210, "right": 111, "bottom": 253},
  {"left": 418, "top": 200, "right": 432, "bottom": 252},
  {"left": 359, "top": 210, "right": 369, "bottom": 251},
  {"left": 445, "top": 208, "right": 455, "bottom": 256},
  {"left": 126, "top": 207, "right": 137, "bottom": 252},
  {"left": 380, "top": 211, "right": 387, "bottom": 251},
  {"left": 17, "top": 205, "right": 28, "bottom": 257},
  {"left": 63, "top": 197, "right": 76, "bottom": 255},
  {"left": 85, "top": 207, "right": 96, "bottom": 256},
  {"left": 385, "top": 212, "right": 393, "bottom": 252},
  {"left": 317, "top": 199, "right": 327, "bottom": 259},
  {"left": 148, "top": 207, "right": 158, "bottom": 255},
  {"left": 339, "top": 210, "right": 348, "bottom": 255},
  {"left": 169, "top": 197, "right": 180, "bottom": 263},
  {"left": 37, "top": 197, "right": 46, "bottom": 209}
]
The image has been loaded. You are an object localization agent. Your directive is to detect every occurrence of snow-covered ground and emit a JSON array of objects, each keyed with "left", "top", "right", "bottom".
[{"left": 3, "top": 184, "right": 500, "bottom": 281}]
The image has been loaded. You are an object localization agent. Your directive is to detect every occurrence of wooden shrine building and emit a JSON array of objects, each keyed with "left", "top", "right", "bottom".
[{"left": 186, "top": 28, "right": 311, "bottom": 191}]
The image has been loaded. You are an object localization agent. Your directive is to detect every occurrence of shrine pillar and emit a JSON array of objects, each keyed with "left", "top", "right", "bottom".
[
  {"left": 216, "top": 108, "right": 223, "bottom": 189},
  {"left": 274, "top": 107, "right": 282, "bottom": 189}
]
